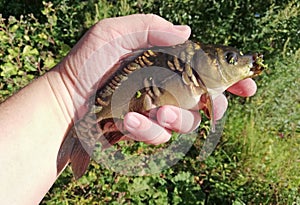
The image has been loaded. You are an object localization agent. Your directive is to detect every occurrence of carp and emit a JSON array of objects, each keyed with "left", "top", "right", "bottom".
[{"left": 56, "top": 40, "right": 265, "bottom": 179}]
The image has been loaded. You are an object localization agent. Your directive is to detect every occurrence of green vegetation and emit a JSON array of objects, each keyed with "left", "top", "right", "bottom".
[{"left": 1, "top": 0, "right": 299, "bottom": 204}]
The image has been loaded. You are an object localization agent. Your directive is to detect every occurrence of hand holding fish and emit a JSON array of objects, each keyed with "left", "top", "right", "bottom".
[{"left": 58, "top": 14, "right": 257, "bottom": 146}]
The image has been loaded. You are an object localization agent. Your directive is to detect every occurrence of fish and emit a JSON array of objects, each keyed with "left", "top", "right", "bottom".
[{"left": 56, "top": 40, "right": 265, "bottom": 179}]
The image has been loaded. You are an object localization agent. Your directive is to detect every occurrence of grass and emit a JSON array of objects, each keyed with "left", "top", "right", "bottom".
[
  {"left": 1, "top": 0, "right": 299, "bottom": 204},
  {"left": 222, "top": 51, "right": 300, "bottom": 203}
]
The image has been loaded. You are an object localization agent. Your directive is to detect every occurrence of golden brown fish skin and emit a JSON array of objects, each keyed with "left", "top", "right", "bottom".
[{"left": 56, "top": 40, "right": 264, "bottom": 179}]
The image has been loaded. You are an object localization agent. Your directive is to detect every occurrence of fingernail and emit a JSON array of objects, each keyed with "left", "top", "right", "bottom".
[
  {"left": 174, "top": 25, "right": 190, "bottom": 32},
  {"left": 162, "top": 107, "right": 177, "bottom": 125},
  {"left": 126, "top": 115, "right": 141, "bottom": 129}
]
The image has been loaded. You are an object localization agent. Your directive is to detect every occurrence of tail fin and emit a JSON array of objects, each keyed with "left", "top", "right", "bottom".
[
  {"left": 57, "top": 118, "right": 126, "bottom": 179},
  {"left": 56, "top": 128, "right": 90, "bottom": 179}
]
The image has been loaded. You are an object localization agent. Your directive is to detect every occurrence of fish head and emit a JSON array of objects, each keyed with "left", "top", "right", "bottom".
[
  {"left": 192, "top": 43, "right": 265, "bottom": 95},
  {"left": 214, "top": 45, "right": 265, "bottom": 81}
]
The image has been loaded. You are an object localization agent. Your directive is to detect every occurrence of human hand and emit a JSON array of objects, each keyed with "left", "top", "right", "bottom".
[
  {"left": 57, "top": 14, "right": 191, "bottom": 118},
  {"left": 55, "top": 14, "right": 257, "bottom": 146}
]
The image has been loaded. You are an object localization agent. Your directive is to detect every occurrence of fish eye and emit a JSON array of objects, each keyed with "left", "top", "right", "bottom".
[{"left": 225, "top": 52, "right": 238, "bottom": 65}]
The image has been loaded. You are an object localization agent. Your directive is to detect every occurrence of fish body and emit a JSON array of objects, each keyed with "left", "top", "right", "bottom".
[{"left": 57, "top": 40, "right": 264, "bottom": 179}]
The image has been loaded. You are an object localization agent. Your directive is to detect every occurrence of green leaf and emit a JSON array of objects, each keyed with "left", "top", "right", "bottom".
[
  {"left": 38, "top": 33, "right": 48, "bottom": 40},
  {"left": 0, "top": 31, "right": 9, "bottom": 42},
  {"left": 172, "top": 171, "right": 192, "bottom": 183},
  {"left": 44, "top": 57, "right": 56, "bottom": 69},
  {"left": 9, "top": 24, "right": 19, "bottom": 33},
  {"left": 7, "top": 48, "right": 19, "bottom": 58},
  {"left": 0, "top": 63, "right": 18, "bottom": 77},
  {"left": 22, "top": 45, "right": 39, "bottom": 56},
  {"left": 24, "top": 35, "right": 30, "bottom": 41}
]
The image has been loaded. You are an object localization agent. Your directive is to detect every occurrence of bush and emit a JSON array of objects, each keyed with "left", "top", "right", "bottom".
[{"left": 0, "top": 2, "right": 72, "bottom": 101}]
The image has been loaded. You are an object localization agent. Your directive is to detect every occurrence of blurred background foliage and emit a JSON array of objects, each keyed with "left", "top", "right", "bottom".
[{"left": 0, "top": 0, "right": 299, "bottom": 204}]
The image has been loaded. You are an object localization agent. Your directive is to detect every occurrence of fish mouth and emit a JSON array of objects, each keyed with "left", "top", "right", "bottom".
[{"left": 250, "top": 53, "right": 266, "bottom": 76}]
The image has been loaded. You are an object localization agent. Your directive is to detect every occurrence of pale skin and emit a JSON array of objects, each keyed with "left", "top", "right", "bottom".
[{"left": 0, "top": 14, "right": 257, "bottom": 204}]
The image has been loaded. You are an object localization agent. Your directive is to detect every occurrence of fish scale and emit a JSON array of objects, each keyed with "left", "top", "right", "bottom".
[{"left": 56, "top": 40, "right": 265, "bottom": 179}]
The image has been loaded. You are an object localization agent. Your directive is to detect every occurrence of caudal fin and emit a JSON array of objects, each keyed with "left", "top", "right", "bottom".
[
  {"left": 57, "top": 118, "right": 127, "bottom": 179},
  {"left": 56, "top": 129, "right": 91, "bottom": 179}
]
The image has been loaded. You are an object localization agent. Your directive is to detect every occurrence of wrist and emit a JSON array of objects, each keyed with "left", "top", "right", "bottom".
[{"left": 45, "top": 64, "right": 75, "bottom": 123}]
